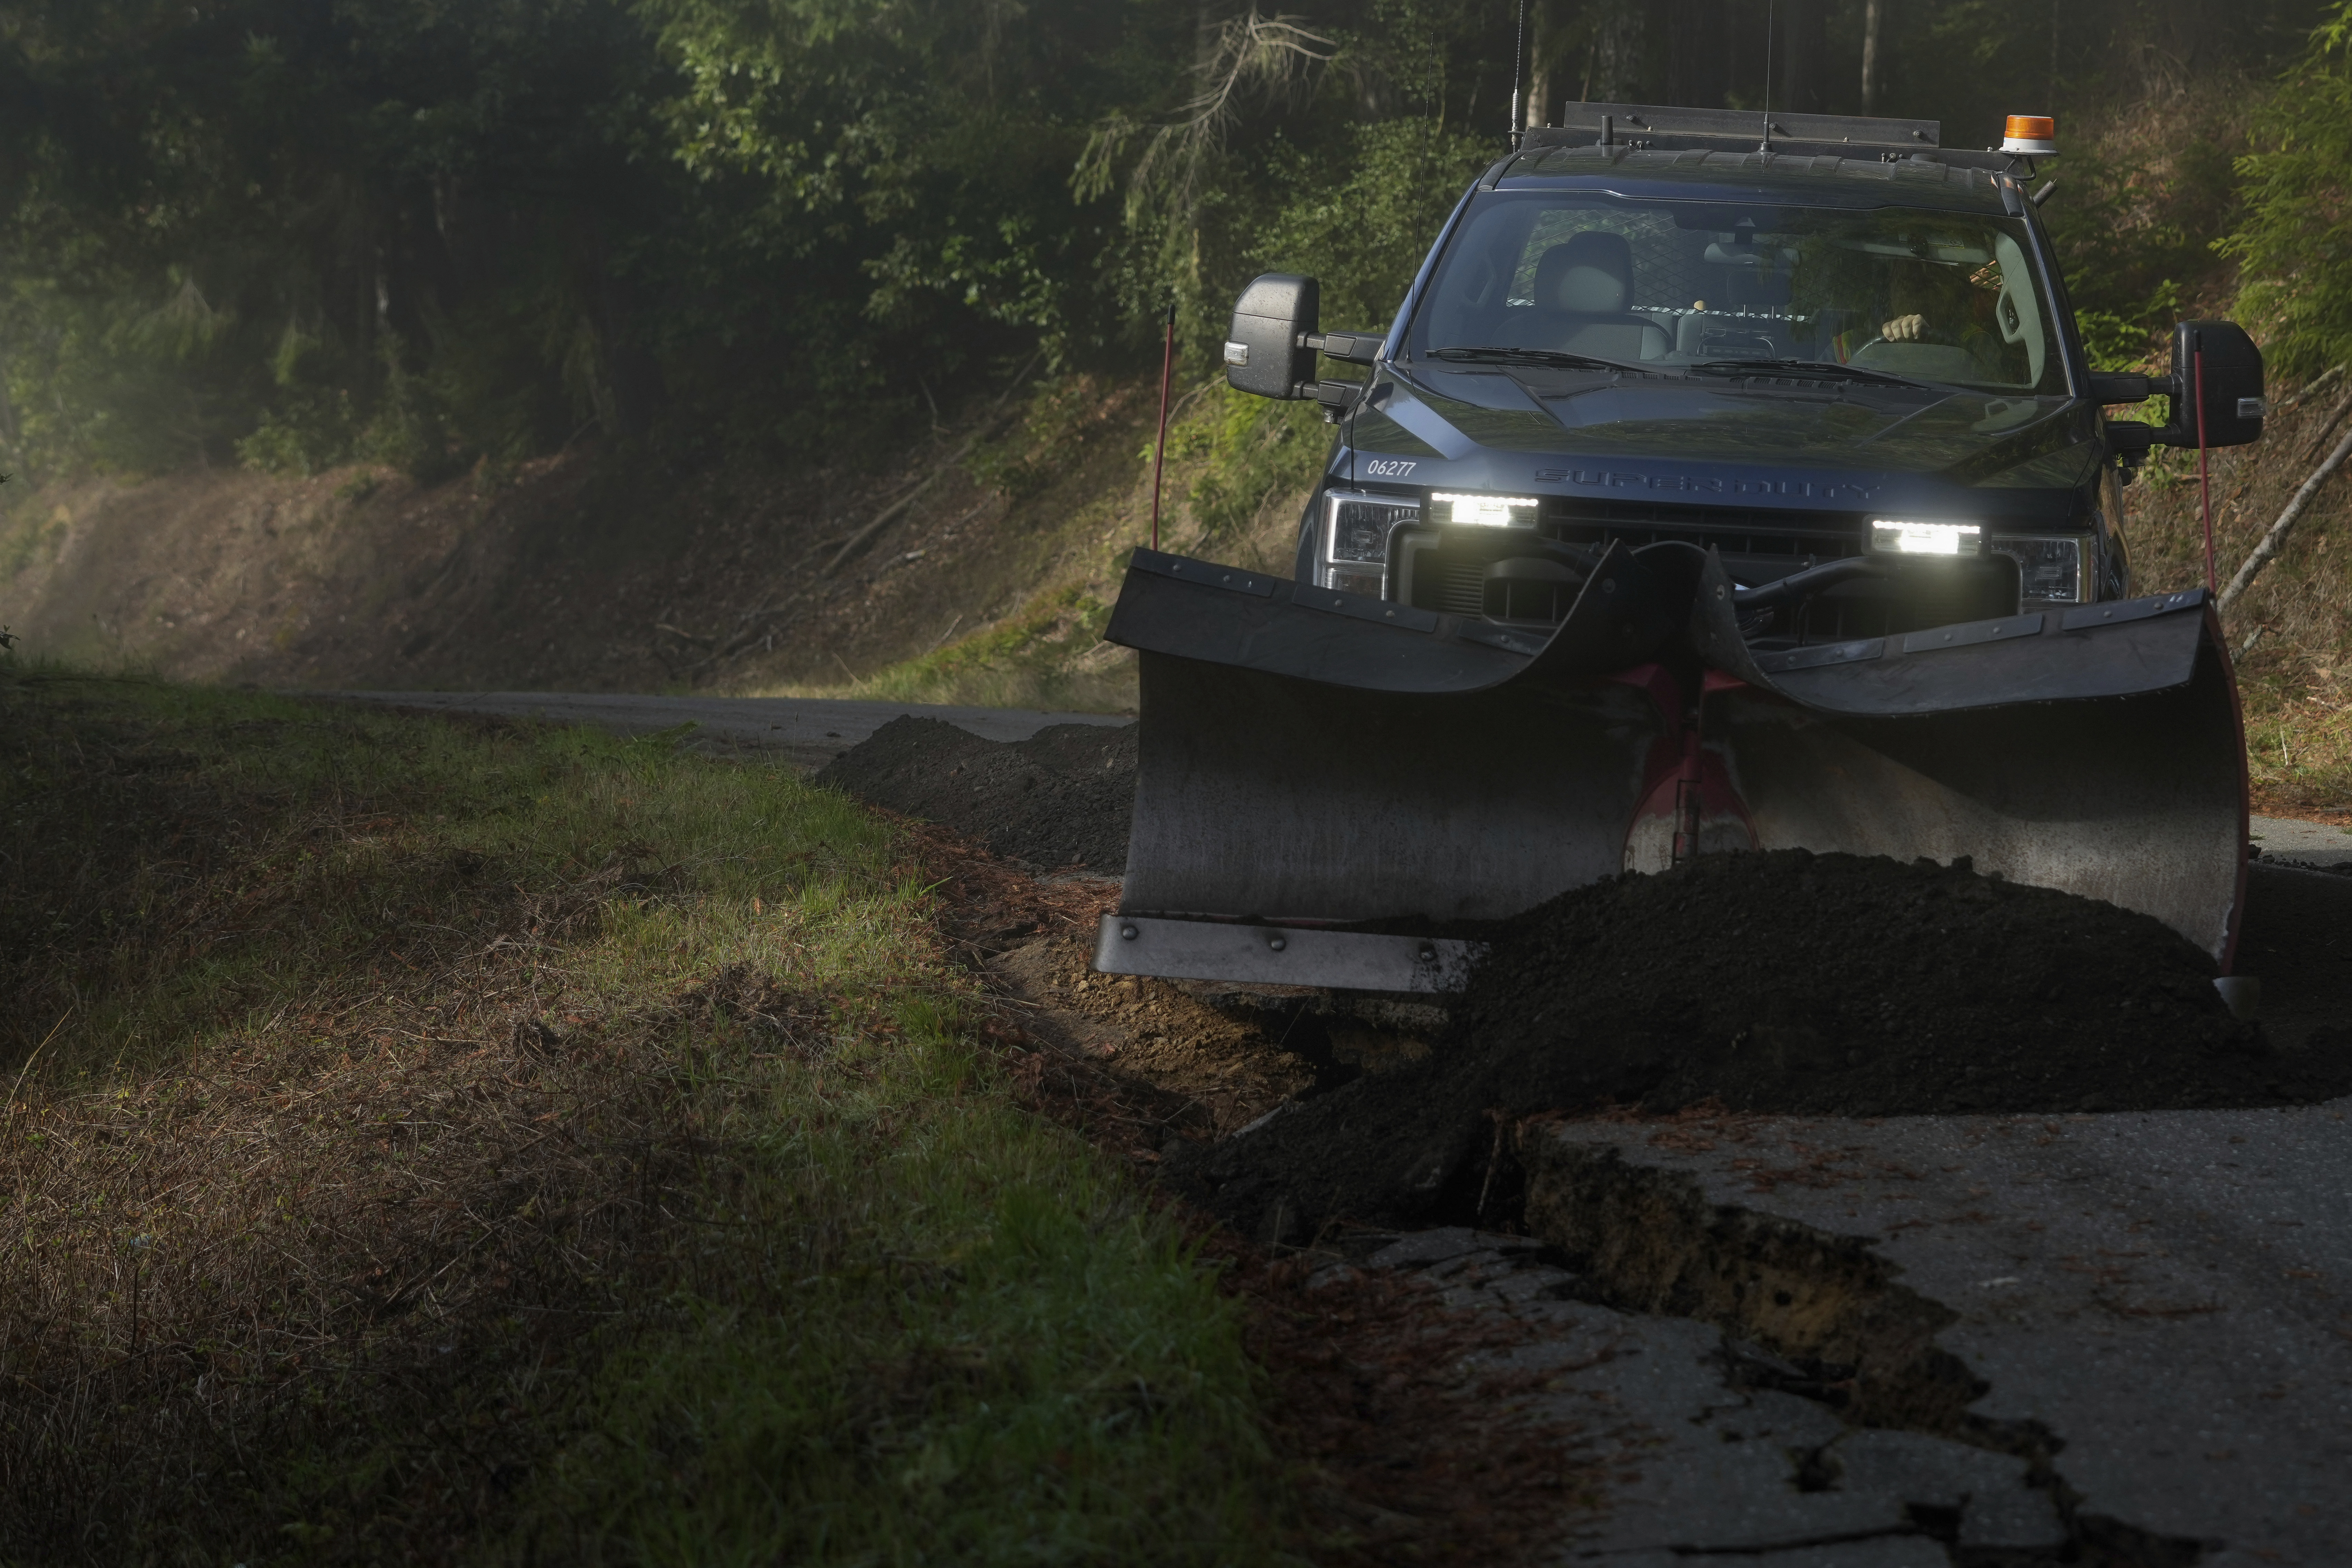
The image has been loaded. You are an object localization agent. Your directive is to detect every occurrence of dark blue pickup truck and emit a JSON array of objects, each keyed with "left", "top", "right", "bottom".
[{"left": 1094, "top": 103, "right": 2266, "bottom": 992}]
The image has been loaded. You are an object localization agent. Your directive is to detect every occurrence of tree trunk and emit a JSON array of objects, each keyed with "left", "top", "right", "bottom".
[
  {"left": 1862, "top": 0, "right": 1883, "bottom": 114},
  {"left": 1591, "top": 0, "right": 1646, "bottom": 104},
  {"left": 1526, "top": 0, "right": 1555, "bottom": 127},
  {"left": 1663, "top": 0, "right": 1729, "bottom": 108},
  {"left": 1777, "top": 0, "right": 1828, "bottom": 116}
]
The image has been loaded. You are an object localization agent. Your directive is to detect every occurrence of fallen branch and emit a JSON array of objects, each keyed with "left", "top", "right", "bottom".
[
  {"left": 823, "top": 468, "right": 953, "bottom": 576},
  {"left": 2301, "top": 384, "right": 2352, "bottom": 465},
  {"left": 821, "top": 361, "right": 1038, "bottom": 578},
  {"left": 2217, "top": 417, "right": 2352, "bottom": 615},
  {"left": 2275, "top": 363, "right": 2346, "bottom": 415}
]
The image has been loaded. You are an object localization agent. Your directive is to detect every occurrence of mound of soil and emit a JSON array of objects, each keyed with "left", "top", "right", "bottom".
[
  {"left": 817, "top": 716, "right": 1136, "bottom": 870},
  {"left": 1169, "top": 850, "right": 2352, "bottom": 1243}
]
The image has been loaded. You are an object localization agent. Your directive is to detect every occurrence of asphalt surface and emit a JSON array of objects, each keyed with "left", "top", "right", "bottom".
[
  {"left": 310, "top": 690, "right": 1129, "bottom": 771},
  {"left": 319, "top": 687, "right": 2352, "bottom": 1560},
  {"left": 2253, "top": 814, "right": 2352, "bottom": 867},
  {"left": 1509, "top": 1107, "right": 2352, "bottom": 1565}
]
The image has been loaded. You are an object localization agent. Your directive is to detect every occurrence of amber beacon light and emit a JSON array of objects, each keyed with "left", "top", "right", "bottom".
[{"left": 2001, "top": 115, "right": 2058, "bottom": 155}]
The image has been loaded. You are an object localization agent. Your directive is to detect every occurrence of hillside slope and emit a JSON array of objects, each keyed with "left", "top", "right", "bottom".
[
  {"left": 0, "top": 374, "right": 1313, "bottom": 713},
  {"left": 2118, "top": 377, "right": 2352, "bottom": 815}
]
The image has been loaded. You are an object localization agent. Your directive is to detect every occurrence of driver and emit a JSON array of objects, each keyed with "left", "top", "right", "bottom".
[{"left": 1880, "top": 258, "right": 2000, "bottom": 344}]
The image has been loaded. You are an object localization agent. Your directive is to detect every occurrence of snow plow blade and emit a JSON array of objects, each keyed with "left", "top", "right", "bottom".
[{"left": 1092, "top": 547, "right": 2248, "bottom": 991}]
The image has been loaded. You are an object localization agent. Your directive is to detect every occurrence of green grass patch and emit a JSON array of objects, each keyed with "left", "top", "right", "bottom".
[
  {"left": 0, "top": 664, "right": 1286, "bottom": 1563},
  {"left": 849, "top": 586, "right": 1130, "bottom": 714}
]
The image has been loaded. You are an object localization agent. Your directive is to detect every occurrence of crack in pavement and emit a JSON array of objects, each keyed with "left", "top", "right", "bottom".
[{"left": 1480, "top": 1104, "right": 2352, "bottom": 1566}]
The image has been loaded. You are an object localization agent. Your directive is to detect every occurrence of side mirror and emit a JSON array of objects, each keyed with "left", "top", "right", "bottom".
[
  {"left": 2172, "top": 320, "right": 2265, "bottom": 448},
  {"left": 1224, "top": 273, "right": 1320, "bottom": 399},
  {"left": 2103, "top": 320, "right": 2265, "bottom": 454}
]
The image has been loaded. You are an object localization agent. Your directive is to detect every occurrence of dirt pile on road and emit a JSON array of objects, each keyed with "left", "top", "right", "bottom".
[
  {"left": 817, "top": 716, "right": 1136, "bottom": 870},
  {"left": 1169, "top": 850, "right": 2352, "bottom": 1243}
]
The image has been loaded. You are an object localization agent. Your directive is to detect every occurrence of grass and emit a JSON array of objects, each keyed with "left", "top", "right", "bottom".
[
  {"left": 845, "top": 586, "right": 1129, "bottom": 714},
  {"left": 0, "top": 664, "right": 1290, "bottom": 1564},
  {"left": 776, "top": 382, "right": 1319, "bottom": 718},
  {"left": 2107, "top": 369, "right": 2352, "bottom": 817}
]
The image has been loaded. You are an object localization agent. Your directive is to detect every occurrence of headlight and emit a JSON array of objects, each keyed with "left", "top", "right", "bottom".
[
  {"left": 1990, "top": 534, "right": 2092, "bottom": 604},
  {"left": 1869, "top": 519, "right": 1984, "bottom": 555},
  {"left": 1430, "top": 492, "right": 1540, "bottom": 528},
  {"left": 1320, "top": 491, "right": 1420, "bottom": 593}
]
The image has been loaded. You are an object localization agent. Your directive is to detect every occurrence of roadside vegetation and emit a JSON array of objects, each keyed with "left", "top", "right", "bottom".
[
  {"left": 0, "top": 662, "right": 1287, "bottom": 1562},
  {"left": 10, "top": 3, "right": 2352, "bottom": 744}
]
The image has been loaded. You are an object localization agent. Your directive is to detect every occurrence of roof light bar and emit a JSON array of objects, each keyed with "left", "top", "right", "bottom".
[{"left": 2001, "top": 115, "right": 2057, "bottom": 156}]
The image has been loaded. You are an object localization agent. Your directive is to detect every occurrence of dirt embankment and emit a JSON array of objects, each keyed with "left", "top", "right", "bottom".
[
  {"left": 816, "top": 715, "right": 1136, "bottom": 871},
  {"left": 0, "top": 376, "right": 1156, "bottom": 703},
  {"left": 1168, "top": 852, "right": 2352, "bottom": 1245}
]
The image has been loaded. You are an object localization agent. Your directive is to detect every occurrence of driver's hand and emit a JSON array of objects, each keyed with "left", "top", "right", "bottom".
[{"left": 1882, "top": 313, "right": 1927, "bottom": 342}]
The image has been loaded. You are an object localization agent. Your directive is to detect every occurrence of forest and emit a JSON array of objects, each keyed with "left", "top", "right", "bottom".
[{"left": 3, "top": 0, "right": 2350, "bottom": 490}]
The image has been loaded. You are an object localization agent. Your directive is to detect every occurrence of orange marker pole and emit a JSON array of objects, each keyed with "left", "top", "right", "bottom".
[
  {"left": 1150, "top": 303, "right": 1176, "bottom": 553},
  {"left": 2196, "top": 344, "right": 2216, "bottom": 593}
]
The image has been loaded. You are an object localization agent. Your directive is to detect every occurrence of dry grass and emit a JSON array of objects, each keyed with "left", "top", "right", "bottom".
[
  {"left": 768, "top": 380, "right": 1317, "bottom": 717},
  {"left": 0, "top": 669, "right": 1287, "bottom": 1564},
  {"left": 2117, "top": 377, "right": 2352, "bottom": 816}
]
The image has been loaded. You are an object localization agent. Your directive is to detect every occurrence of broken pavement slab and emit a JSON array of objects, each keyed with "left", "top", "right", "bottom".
[
  {"left": 2251, "top": 814, "right": 2352, "bottom": 868},
  {"left": 1338, "top": 1226, "right": 2068, "bottom": 1564},
  {"left": 1516, "top": 1101, "right": 2352, "bottom": 1565}
]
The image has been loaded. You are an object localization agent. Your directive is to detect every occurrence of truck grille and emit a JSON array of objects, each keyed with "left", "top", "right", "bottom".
[
  {"left": 1392, "top": 498, "right": 2019, "bottom": 642},
  {"left": 1536, "top": 497, "right": 1867, "bottom": 561},
  {"left": 1438, "top": 564, "right": 1487, "bottom": 616}
]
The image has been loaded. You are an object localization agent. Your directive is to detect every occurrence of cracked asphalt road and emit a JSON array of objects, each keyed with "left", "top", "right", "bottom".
[
  {"left": 319, "top": 689, "right": 2352, "bottom": 1563},
  {"left": 1510, "top": 1106, "right": 2352, "bottom": 1565}
]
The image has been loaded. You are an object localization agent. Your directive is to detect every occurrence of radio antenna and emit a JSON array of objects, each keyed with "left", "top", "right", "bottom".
[
  {"left": 1510, "top": 0, "right": 1528, "bottom": 145},
  {"left": 1760, "top": 0, "right": 1776, "bottom": 153}
]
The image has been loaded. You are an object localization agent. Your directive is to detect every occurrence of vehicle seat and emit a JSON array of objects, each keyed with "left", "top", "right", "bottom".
[{"left": 1507, "top": 231, "right": 1671, "bottom": 361}]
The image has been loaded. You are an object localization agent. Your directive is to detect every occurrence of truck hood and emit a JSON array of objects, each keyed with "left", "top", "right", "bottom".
[{"left": 1354, "top": 364, "right": 2101, "bottom": 492}]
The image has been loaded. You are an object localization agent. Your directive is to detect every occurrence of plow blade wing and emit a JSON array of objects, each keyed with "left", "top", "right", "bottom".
[{"left": 1097, "top": 552, "right": 2247, "bottom": 989}]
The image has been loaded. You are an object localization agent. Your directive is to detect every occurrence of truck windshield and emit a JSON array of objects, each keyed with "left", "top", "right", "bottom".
[{"left": 1410, "top": 191, "right": 2066, "bottom": 395}]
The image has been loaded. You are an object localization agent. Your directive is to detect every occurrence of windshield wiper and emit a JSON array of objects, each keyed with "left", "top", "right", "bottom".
[
  {"left": 1691, "top": 358, "right": 1942, "bottom": 391},
  {"left": 1425, "top": 345, "right": 1668, "bottom": 376}
]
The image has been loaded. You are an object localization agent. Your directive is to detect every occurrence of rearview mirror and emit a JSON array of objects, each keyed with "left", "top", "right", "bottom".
[
  {"left": 1225, "top": 274, "right": 1320, "bottom": 399},
  {"left": 2103, "top": 320, "right": 2265, "bottom": 454}
]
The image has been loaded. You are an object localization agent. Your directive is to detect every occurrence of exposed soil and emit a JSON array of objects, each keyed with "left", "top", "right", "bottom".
[
  {"left": 892, "top": 811, "right": 1605, "bottom": 1566},
  {"left": 0, "top": 376, "right": 1160, "bottom": 701},
  {"left": 1167, "top": 850, "right": 2352, "bottom": 1245},
  {"left": 991, "top": 934, "right": 1327, "bottom": 1132},
  {"left": 818, "top": 715, "right": 1137, "bottom": 870}
]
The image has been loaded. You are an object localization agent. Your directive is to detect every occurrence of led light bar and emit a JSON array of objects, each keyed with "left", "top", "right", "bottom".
[
  {"left": 1870, "top": 519, "right": 1984, "bottom": 556},
  {"left": 1431, "top": 492, "right": 1540, "bottom": 528}
]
